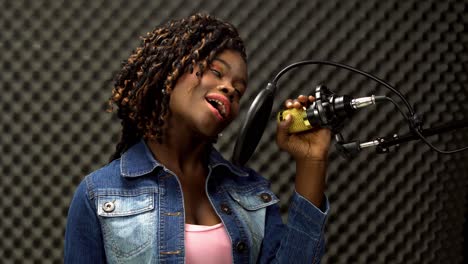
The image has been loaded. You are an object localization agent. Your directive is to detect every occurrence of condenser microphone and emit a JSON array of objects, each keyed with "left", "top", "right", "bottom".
[
  {"left": 231, "top": 83, "right": 384, "bottom": 166},
  {"left": 277, "top": 91, "right": 383, "bottom": 133},
  {"left": 231, "top": 60, "right": 394, "bottom": 166}
]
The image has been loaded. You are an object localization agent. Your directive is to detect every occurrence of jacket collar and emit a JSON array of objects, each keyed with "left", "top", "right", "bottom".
[{"left": 121, "top": 139, "right": 248, "bottom": 178}]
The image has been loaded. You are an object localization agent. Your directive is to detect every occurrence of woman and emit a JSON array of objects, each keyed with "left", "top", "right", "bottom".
[{"left": 64, "top": 13, "right": 331, "bottom": 263}]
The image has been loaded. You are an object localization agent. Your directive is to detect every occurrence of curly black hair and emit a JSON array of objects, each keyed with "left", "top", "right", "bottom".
[{"left": 108, "top": 13, "right": 246, "bottom": 161}]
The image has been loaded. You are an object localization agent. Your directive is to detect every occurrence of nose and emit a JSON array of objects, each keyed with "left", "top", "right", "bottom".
[{"left": 218, "top": 86, "right": 235, "bottom": 102}]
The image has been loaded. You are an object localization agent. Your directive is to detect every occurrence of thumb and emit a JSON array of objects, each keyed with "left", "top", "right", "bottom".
[{"left": 276, "top": 113, "right": 292, "bottom": 146}]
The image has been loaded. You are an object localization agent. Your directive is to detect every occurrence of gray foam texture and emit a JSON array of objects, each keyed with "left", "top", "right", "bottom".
[{"left": 0, "top": 0, "right": 467, "bottom": 263}]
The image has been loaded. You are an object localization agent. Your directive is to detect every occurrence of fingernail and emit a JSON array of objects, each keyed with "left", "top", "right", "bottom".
[{"left": 286, "top": 102, "right": 292, "bottom": 107}]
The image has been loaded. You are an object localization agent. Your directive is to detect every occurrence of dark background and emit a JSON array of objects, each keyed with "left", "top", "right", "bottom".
[{"left": 0, "top": 0, "right": 467, "bottom": 263}]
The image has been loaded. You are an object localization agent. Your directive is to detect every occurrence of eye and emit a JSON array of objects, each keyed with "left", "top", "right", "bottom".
[
  {"left": 210, "top": 68, "right": 222, "bottom": 78},
  {"left": 234, "top": 88, "right": 243, "bottom": 99}
]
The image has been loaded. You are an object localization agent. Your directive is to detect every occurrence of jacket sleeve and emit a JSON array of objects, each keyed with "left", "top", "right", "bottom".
[
  {"left": 257, "top": 190, "right": 329, "bottom": 264},
  {"left": 64, "top": 178, "right": 107, "bottom": 263}
]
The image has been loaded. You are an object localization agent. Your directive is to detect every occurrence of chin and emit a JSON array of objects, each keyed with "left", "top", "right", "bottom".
[
  {"left": 205, "top": 127, "right": 224, "bottom": 138},
  {"left": 199, "top": 120, "right": 228, "bottom": 136}
]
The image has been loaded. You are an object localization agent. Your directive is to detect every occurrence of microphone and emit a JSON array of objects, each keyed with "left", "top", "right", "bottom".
[
  {"left": 231, "top": 83, "right": 383, "bottom": 166},
  {"left": 277, "top": 85, "right": 383, "bottom": 133}
]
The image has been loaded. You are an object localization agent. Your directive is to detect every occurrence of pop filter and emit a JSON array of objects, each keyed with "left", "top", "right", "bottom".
[{"left": 231, "top": 83, "right": 276, "bottom": 166}]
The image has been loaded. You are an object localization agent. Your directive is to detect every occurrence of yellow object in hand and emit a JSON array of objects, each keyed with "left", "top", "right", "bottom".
[{"left": 277, "top": 107, "right": 313, "bottom": 133}]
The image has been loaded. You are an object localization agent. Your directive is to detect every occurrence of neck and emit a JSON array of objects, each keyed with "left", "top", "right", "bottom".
[{"left": 146, "top": 123, "right": 214, "bottom": 178}]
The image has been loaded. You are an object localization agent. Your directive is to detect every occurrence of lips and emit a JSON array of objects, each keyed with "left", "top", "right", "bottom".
[{"left": 205, "top": 93, "right": 231, "bottom": 121}]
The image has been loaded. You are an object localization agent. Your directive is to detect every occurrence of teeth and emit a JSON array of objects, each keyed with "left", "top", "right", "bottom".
[{"left": 208, "top": 99, "right": 226, "bottom": 117}]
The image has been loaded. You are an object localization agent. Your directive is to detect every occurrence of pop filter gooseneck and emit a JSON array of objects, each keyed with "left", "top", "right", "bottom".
[{"left": 231, "top": 83, "right": 276, "bottom": 166}]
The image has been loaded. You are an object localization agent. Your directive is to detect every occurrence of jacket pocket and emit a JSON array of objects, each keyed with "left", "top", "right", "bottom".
[
  {"left": 227, "top": 185, "right": 279, "bottom": 211},
  {"left": 226, "top": 184, "right": 280, "bottom": 262},
  {"left": 226, "top": 184, "right": 279, "bottom": 235},
  {"left": 96, "top": 189, "right": 155, "bottom": 259}
]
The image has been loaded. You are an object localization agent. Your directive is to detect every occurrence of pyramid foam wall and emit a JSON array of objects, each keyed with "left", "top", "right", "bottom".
[{"left": 0, "top": 0, "right": 467, "bottom": 263}]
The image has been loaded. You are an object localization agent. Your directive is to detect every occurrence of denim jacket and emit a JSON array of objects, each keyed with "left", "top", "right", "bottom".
[{"left": 64, "top": 140, "right": 329, "bottom": 263}]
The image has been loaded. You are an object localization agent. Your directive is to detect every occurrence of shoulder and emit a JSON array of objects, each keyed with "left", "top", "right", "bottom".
[
  {"left": 209, "top": 146, "right": 271, "bottom": 185},
  {"left": 81, "top": 159, "right": 122, "bottom": 199},
  {"left": 88, "top": 159, "right": 121, "bottom": 179},
  {"left": 211, "top": 161, "right": 271, "bottom": 189},
  {"left": 67, "top": 160, "right": 121, "bottom": 217},
  {"left": 208, "top": 153, "right": 280, "bottom": 205},
  {"left": 234, "top": 166, "right": 271, "bottom": 186}
]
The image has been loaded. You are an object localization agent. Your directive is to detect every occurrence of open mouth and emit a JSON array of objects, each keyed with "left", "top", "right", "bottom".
[
  {"left": 205, "top": 93, "right": 231, "bottom": 120},
  {"left": 207, "top": 98, "right": 227, "bottom": 118}
]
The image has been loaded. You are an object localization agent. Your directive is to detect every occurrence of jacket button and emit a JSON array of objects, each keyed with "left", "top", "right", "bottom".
[
  {"left": 220, "top": 203, "right": 232, "bottom": 215},
  {"left": 236, "top": 241, "right": 247, "bottom": 253},
  {"left": 102, "top": 201, "right": 115, "bottom": 213},
  {"left": 259, "top": 193, "right": 272, "bottom": 202}
]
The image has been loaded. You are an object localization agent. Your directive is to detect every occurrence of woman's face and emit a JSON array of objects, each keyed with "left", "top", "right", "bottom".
[{"left": 168, "top": 49, "right": 248, "bottom": 138}]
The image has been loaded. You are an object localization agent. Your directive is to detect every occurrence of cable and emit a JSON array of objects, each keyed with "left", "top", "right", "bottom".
[
  {"left": 379, "top": 96, "right": 408, "bottom": 120},
  {"left": 413, "top": 124, "right": 468, "bottom": 154},
  {"left": 272, "top": 60, "right": 468, "bottom": 154},
  {"left": 272, "top": 60, "right": 415, "bottom": 116}
]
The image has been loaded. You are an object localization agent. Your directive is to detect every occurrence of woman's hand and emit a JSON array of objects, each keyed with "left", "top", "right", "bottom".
[
  {"left": 276, "top": 95, "right": 332, "bottom": 207},
  {"left": 276, "top": 95, "right": 332, "bottom": 162}
]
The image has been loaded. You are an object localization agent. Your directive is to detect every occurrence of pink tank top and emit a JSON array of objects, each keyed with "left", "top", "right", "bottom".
[{"left": 184, "top": 222, "right": 233, "bottom": 264}]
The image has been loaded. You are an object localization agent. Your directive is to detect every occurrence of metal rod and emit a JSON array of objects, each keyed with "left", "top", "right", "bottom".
[{"left": 378, "top": 119, "right": 468, "bottom": 149}]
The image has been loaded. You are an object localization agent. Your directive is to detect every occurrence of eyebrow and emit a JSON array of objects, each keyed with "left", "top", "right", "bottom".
[
  {"left": 213, "top": 58, "right": 231, "bottom": 70},
  {"left": 213, "top": 58, "right": 247, "bottom": 89}
]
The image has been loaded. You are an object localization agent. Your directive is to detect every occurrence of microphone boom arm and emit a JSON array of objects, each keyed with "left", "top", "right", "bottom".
[{"left": 338, "top": 119, "right": 468, "bottom": 156}]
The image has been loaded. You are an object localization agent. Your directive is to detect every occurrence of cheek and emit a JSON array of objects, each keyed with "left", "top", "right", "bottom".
[{"left": 168, "top": 90, "right": 187, "bottom": 113}]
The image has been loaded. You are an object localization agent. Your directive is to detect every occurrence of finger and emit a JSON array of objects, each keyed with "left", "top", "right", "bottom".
[
  {"left": 284, "top": 99, "right": 294, "bottom": 108},
  {"left": 276, "top": 113, "right": 292, "bottom": 147},
  {"left": 297, "top": 95, "right": 308, "bottom": 104},
  {"left": 293, "top": 100, "right": 303, "bottom": 109},
  {"left": 309, "top": 95, "right": 315, "bottom": 102}
]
